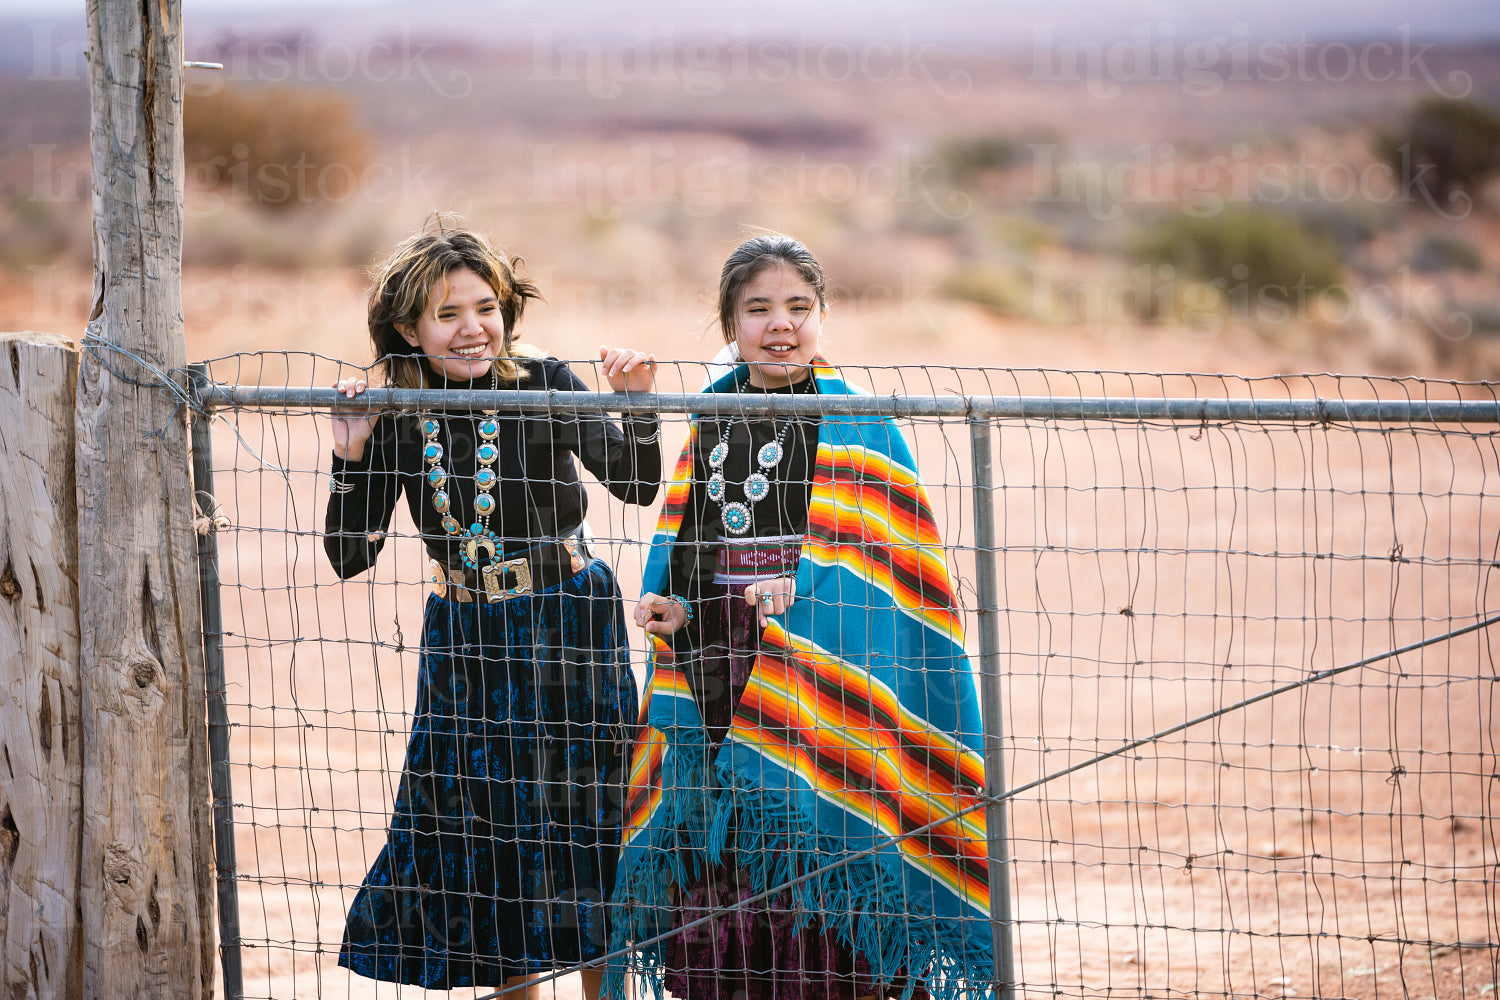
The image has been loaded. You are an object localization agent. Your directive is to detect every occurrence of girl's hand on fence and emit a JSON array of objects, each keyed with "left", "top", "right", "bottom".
[
  {"left": 600, "top": 345, "right": 657, "bottom": 394},
  {"left": 634, "top": 593, "right": 687, "bottom": 637},
  {"left": 745, "top": 578, "right": 795, "bottom": 626},
  {"left": 330, "top": 378, "right": 379, "bottom": 463}
]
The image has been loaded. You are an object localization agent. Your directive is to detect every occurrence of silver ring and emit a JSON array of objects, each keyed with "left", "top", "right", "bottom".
[{"left": 759, "top": 593, "right": 773, "bottom": 604}]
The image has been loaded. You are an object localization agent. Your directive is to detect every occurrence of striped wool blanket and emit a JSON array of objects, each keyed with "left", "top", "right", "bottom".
[{"left": 609, "top": 360, "right": 994, "bottom": 999}]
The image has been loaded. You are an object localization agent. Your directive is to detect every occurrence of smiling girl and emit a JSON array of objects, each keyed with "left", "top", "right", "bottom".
[
  {"left": 612, "top": 234, "right": 995, "bottom": 999},
  {"left": 324, "top": 221, "right": 660, "bottom": 999}
]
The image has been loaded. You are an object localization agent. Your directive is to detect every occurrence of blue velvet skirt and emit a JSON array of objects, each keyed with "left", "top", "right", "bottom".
[{"left": 339, "top": 558, "right": 639, "bottom": 988}]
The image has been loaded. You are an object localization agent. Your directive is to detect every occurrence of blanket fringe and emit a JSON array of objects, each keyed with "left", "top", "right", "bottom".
[{"left": 607, "top": 728, "right": 995, "bottom": 1000}]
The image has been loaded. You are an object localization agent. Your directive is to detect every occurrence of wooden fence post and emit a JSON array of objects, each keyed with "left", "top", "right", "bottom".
[
  {"left": 78, "top": 1, "right": 215, "bottom": 996},
  {"left": 0, "top": 333, "right": 83, "bottom": 999}
]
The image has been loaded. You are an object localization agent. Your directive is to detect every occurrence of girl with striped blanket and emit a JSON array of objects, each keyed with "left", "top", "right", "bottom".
[{"left": 613, "top": 234, "right": 995, "bottom": 1000}]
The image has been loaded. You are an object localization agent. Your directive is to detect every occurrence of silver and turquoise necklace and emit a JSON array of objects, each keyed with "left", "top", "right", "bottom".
[
  {"left": 707, "top": 419, "right": 793, "bottom": 536},
  {"left": 420, "top": 367, "right": 503, "bottom": 568}
]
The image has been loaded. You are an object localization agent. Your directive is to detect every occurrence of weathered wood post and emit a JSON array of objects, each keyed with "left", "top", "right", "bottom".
[
  {"left": 0, "top": 333, "right": 84, "bottom": 999},
  {"left": 77, "top": 0, "right": 215, "bottom": 995}
]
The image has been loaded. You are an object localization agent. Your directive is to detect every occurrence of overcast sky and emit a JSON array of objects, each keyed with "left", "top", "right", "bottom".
[{"left": 8, "top": 0, "right": 1500, "bottom": 44}]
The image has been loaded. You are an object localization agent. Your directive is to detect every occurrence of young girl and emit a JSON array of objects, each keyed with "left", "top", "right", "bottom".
[
  {"left": 612, "top": 234, "right": 996, "bottom": 999},
  {"left": 324, "top": 222, "right": 660, "bottom": 999}
]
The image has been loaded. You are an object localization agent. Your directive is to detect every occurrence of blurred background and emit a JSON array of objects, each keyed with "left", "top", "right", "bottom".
[{"left": 3, "top": 0, "right": 1500, "bottom": 380}]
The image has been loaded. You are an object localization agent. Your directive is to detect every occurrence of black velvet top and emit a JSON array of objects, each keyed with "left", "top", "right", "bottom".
[
  {"left": 667, "top": 377, "right": 820, "bottom": 602},
  {"left": 324, "top": 357, "right": 661, "bottom": 578}
]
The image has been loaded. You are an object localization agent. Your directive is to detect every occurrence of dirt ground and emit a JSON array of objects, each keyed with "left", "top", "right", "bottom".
[{"left": 158, "top": 280, "right": 1497, "bottom": 1000}]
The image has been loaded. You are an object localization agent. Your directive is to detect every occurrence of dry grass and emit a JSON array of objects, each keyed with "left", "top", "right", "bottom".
[{"left": 184, "top": 83, "right": 371, "bottom": 214}]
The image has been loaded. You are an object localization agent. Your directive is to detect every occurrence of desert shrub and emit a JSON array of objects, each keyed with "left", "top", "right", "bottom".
[
  {"left": 1375, "top": 97, "right": 1500, "bottom": 212},
  {"left": 1411, "top": 232, "right": 1484, "bottom": 273},
  {"left": 936, "top": 132, "right": 1023, "bottom": 183},
  {"left": 0, "top": 196, "right": 90, "bottom": 269},
  {"left": 722, "top": 117, "right": 870, "bottom": 152},
  {"left": 938, "top": 263, "right": 1029, "bottom": 316},
  {"left": 1288, "top": 199, "right": 1391, "bottom": 253},
  {"left": 1132, "top": 207, "right": 1345, "bottom": 307},
  {"left": 184, "top": 84, "right": 370, "bottom": 213},
  {"left": 1454, "top": 302, "right": 1500, "bottom": 335},
  {"left": 994, "top": 217, "right": 1052, "bottom": 254}
]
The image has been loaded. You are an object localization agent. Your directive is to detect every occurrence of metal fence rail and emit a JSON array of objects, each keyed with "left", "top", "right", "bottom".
[
  {"left": 197, "top": 384, "right": 1500, "bottom": 423},
  {"left": 189, "top": 357, "right": 1499, "bottom": 1000}
]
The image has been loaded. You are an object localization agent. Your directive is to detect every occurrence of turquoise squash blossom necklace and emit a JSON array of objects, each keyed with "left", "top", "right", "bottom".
[
  {"left": 708, "top": 419, "right": 792, "bottom": 536},
  {"left": 420, "top": 366, "right": 503, "bottom": 568}
]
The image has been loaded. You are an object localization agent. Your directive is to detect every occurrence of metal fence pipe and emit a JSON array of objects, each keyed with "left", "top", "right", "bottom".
[
  {"left": 969, "top": 416, "right": 1016, "bottom": 1000},
  {"left": 188, "top": 364, "right": 244, "bottom": 1000},
  {"left": 195, "top": 384, "right": 1500, "bottom": 424}
]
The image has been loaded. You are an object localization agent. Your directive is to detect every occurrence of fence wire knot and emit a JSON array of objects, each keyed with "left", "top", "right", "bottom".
[
  {"left": 193, "top": 490, "right": 231, "bottom": 535},
  {"left": 81, "top": 332, "right": 210, "bottom": 417}
]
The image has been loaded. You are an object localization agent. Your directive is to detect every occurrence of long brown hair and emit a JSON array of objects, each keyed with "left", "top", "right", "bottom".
[{"left": 367, "top": 221, "right": 541, "bottom": 387}]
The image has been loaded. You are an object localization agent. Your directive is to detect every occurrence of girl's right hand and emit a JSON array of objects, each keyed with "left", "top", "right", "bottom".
[
  {"left": 634, "top": 593, "right": 688, "bottom": 637},
  {"left": 330, "top": 377, "right": 379, "bottom": 462}
]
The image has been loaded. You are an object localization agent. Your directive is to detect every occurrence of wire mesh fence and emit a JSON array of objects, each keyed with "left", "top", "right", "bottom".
[{"left": 191, "top": 353, "right": 1499, "bottom": 1000}]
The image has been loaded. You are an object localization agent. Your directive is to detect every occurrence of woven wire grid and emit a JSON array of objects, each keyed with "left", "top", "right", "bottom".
[{"left": 194, "top": 353, "right": 1500, "bottom": 1000}]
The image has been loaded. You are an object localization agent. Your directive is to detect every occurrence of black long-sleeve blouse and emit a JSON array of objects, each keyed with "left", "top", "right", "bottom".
[{"left": 324, "top": 357, "right": 660, "bottom": 578}]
